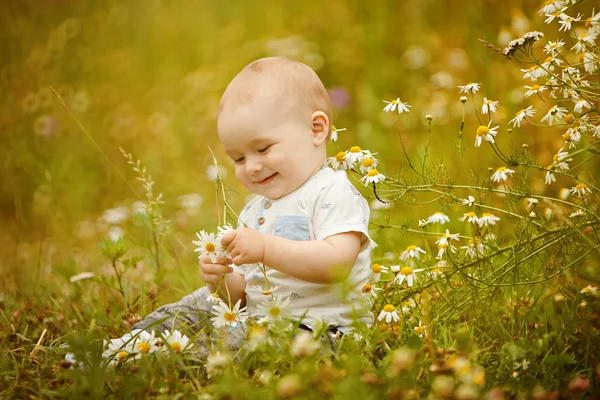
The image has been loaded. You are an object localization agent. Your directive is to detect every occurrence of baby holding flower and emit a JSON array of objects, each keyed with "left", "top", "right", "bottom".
[{"left": 133, "top": 56, "right": 375, "bottom": 351}]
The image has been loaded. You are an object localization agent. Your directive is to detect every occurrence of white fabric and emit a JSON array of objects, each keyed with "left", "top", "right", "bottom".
[{"left": 234, "top": 166, "right": 374, "bottom": 329}]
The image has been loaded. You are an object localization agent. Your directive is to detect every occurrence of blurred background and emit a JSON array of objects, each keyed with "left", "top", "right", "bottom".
[{"left": 1, "top": 0, "right": 584, "bottom": 301}]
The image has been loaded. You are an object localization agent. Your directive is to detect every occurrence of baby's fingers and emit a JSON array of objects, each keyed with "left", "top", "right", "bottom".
[
  {"left": 200, "top": 262, "right": 233, "bottom": 275},
  {"left": 200, "top": 255, "right": 233, "bottom": 266}
]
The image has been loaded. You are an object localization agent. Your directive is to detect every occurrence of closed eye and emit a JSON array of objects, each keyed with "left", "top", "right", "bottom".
[
  {"left": 234, "top": 157, "right": 245, "bottom": 164},
  {"left": 257, "top": 145, "right": 271, "bottom": 154}
]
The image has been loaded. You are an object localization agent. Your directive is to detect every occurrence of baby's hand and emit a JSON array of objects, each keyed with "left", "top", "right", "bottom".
[
  {"left": 221, "top": 227, "right": 265, "bottom": 265},
  {"left": 199, "top": 255, "right": 234, "bottom": 287}
]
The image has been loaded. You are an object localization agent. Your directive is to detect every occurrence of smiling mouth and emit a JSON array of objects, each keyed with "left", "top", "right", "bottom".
[{"left": 256, "top": 173, "right": 277, "bottom": 184}]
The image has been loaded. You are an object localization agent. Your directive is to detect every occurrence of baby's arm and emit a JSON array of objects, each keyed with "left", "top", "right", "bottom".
[
  {"left": 221, "top": 228, "right": 362, "bottom": 284},
  {"left": 199, "top": 255, "right": 247, "bottom": 306}
]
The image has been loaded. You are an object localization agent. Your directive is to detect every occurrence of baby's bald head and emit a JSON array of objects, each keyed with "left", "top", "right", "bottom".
[{"left": 218, "top": 57, "right": 332, "bottom": 137}]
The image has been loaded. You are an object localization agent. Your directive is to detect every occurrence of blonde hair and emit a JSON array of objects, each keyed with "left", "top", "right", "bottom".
[{"left": 219, "top": 57, "right": 332, "bottom": 137}]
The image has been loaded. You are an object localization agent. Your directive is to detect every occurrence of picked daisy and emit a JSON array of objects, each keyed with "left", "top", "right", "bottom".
[
  {"left": 477, "top": 213, "right": 500, "bottom": 227},
  {"left": 490, "top": 167, "right": 515, "bottom": 183},
  {"left": 475, "top": 121, "right": 499, "bottom": 147},
  {"left": 359, "top": 154, "right": 378, "bottom": 174},
  {"left": 378, "top": 304, "right": 400, "bottom": 324},
  {"left": 427, "top": 211, "right": 450, "bottom": 225},
  {"left": 360, "top": 169, "right": 386, "bottom": 185},
  {"left": 193, "top": 230, "right": 223, "bottom": 263},
  {"left": 344, "top": 146, "right": 368, "bottom": 166},
  {"left": 541, "top": 105, "right": 567, "bottom": 126},
  {"left": 206, "top": 292, "right": 223, "bottom": 304},
  {"left": 482, "top": 98, "right": 499, "bottom": 114},
  {"left": 393, "top": 265, "right": 424, "bottom": 287},
  {"left": 383, "top": 98, "right": 411, "bottom": 114},
  {"left": 400, "top": 245, "right": 426, "bottom": 261},
  {"left": 330, "top": 125, "right": 346, "bottom": 142},
  {"left": 459, "top": 212, "right": 479, "bottom": 224},
  {"left": 461, "top": 195, "right": 476, "bottom": 206},
  {"left": 370, "top": 263, "right": 389, "bottom": 282},
  {"left": 163, "top": 329, "right": 192, "bottom": 354},
  {"left": 328, "top": 151, "right": 350, "bottom": 170},
  {"left": 361, "top": 283, "right": 382, "bottom": 302},
  {"left": 570, "top": 183, "right": 591, "bottom": 197},
  {"left": 458, "top": 82, "right": 481, "bottom": 94},
  {"left": 509, "top": 106, "right": 536, "bottom": 128},
  {"left": 211, "top": 299, "right": 248, "bottom": 329},
  {"left": 247, "top": 284, "right": 282, "bottom": 296},
  {"left": 256, "top": 296, "right": 290, "bottom": 321}
]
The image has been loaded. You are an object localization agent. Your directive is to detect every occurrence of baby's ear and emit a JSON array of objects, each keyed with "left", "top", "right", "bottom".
[{"left": 310, "top": 111, "right": 329, "bottom": 146}]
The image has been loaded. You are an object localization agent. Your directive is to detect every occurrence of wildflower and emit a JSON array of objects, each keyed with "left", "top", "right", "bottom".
[
  {"left": 290, "top": 331, "right": 320, "bottom": 356},
  {"left": 328, "top": 151, "right": 350, "bottom": 170},
  {"left": 400, "top": 245, "right": 426, "bottom": 261},
  {"left": 206, "top": 352, "right": 231, "bottom": 377},
  {"left": 459, "top": 212, "right": 479, "bottom": 224},
  {"left": 544, "top": 39, "right": 565, "bottom": 55},
  {"left": 163, "top": 330, "right": 192, "bottom": 354},
  {"left": 393, "top": 266, "right": 424, "bottom": 287},
  {"left": 541, "top": 105, "right": 567, "bottom": 126},
  {"left": 247, "top": 284, "right": 282, "bottom": 296},
  {"left": 414, "top": 321, "right": 427, "bottom": 338},
  {"left": 539, "top": 1, "right": 565, "bottom": 15},
  {"left": 509, "top": 106, "right": 536, "bottom": 128},
  {"left": 378, "top": 304, "right": 400, "bottom": 324},
  {"left": 256, "top": 296, "right": 290, "bottom": 321},
  {"left": 545, "top": 8, "right": 567, "bottom": 24},
  {"left": 401, "top": 298, "right": 417, "bottom": 313},
  {"left": 359, "top": 154, "right": 379, "bottom": 174},
  {"left": 514, "top": 359, "right": 530, "bottom": 371},
  {"left": 435, "top": 229, "right": 460, "bottom": 246},
  {"left": 103, "top": 337, "right": 135, "bottom": 366},
  {"left": 217, "top": 223, "right": 235, "bottom": 237},
  {"left": 193, "top": 230, "right": 222, "bottom": 263},
  {"left": 360, "top": 169, "right": 386, "bottom": 185},
  {"left": 481, "top": 98, "right": 499, "bottom": 114},
  {"left": 527, "top": 198, "right": 538, "bottom": 208},
  {"left": 69, "top": 271, "right": 94, "bottom": 283},
  {"left": 571, "top": 31, "right": 598, "bottom": 53},
  {"left": 558, "top": 13, "right": 582, "bottom": 32},
  {"left": 521, "top": 65, "right": 547, "bottom": 81},
  {"left": 553, "top": 148, "right": 572, "bottom": 170},
  {"left": 580, "top": 285, "right": 598, "bottom": 295},
  {"left": 458, "top": 82, "right": 481, "bottom": 94},
  {"left": 460, "top": 96, "right": 468, "bottom": 103},
  {"left": 211, "top": 299, "right": 248, "bottom": 329},
  {"left": 206, "top": 292, "right": 223, "bottom": 304},
  {"left": 330, "top": 125, "right": 346, "bottom": 142},
  {"left": 573, "top": 99, "right": 591, "bottom": 113},
  {"left": 427, "top": 212, "right": 450, "bottom": 225},
  {"left": 418, "top": 219, "right": 429, "bottom": 227},
  {"left": 437, "top": 243, "right": 456, "bottom": 259},
  {"left": 132, "top": 330, "right": 159, "bottom": 354},
  {"left": 503, "top": 31, "right": 544, "bottom": 56},
  {"left": 490, "top": 167, "right": 515, "bottom": 183},
  {"left": 570, "top": 183, "right": 592, "bottom": 197},
  {"left": 477, "top": 213, "right": 500, "bottom": 227},
  {"left": 345, "top": 146, "right": 367, "bottom": 165},
  {"left": 475, "top": 121, "right": 499, "bottom": 147},
  {"left": 524, "top": 84, "right": 546, "bottom": 97},
  {"left": 563, "top": 129, "right": 581, "bottom": 149},
  {"left": 461, "top": 239, "right": 484, "bottom": 259},
  {"left": 383, "top": 98, "right": 411, "bottom": 114},
  {"left": 461, "top": 196, "right": 476, "bottom": 206},
  {"left": 569, "top": 209, "right": 585, "bottom": 218},
  {"left": 361, "top": 283, "right": 382, "bottom": 301},
  {"left": 370, "top": 263, "right": 389, "bottom": 282}
]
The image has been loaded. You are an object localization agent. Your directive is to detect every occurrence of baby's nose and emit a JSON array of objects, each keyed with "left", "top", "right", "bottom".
[{"left": 245, "top": 157, "right": 262, "bottom": 175}]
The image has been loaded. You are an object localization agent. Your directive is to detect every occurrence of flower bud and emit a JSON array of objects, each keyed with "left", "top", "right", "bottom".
[
  {"left": 460, "top": 96, "right": 468, "bottom": 103},
  {"left": 425, "top": 114, "right": 433, "bottom": 121}
]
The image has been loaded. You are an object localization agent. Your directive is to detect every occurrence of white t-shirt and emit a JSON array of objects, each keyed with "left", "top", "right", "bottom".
[{"left": 235, "top": 166, "right": 374, "bottom": 329}]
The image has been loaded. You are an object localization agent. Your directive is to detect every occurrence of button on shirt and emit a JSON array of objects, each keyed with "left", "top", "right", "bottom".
[{"left": 234, "top": 167, "right": 374, "bottom": 329}]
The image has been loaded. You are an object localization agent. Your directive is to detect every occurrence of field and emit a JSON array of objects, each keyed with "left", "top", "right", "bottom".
[{"left": 1, "top": 0, "right": 599, "bottom": 398}]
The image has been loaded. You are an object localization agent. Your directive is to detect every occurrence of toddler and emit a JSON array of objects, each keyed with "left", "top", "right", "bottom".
[{"left": 133, "top": 57, "right": 374, "bottom": 351}]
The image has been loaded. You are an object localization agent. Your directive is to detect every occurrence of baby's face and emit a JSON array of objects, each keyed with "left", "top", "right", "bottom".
[{"left": 218, "top": 92, "right": 324, "bottom": 200}]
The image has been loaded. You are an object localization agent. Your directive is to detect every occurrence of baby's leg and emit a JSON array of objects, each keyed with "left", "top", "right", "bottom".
[{"left": 132, "top": 286, "right": 245, "bottom": 356}]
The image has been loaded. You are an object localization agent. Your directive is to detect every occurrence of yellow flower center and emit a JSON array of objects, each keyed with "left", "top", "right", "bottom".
[
  {"left": 439, "top": 243, "right": 449, "bottom": 249},
  {"left": 468, "top": 239, "right": 475, "bottom": 246},
  {"left": 465, "top": 212, "right": 476, "bottom": 217},
  {"left": 530, "top": 85, "right": 540, "bottom": 91},
  {"left": 400, "top": 266, "right": 413, "bottom": 276},
  {"left": 546, "top": 164, "right": 555, "bottom": 171},
  {"left": 349, "top": 146, "right": 362, "bottom": 153},
  {"left": 137, "top": 342, "right": 151, "bottom": 353},
  {"left": 362, "top": 284, "right": 373, "bottom": 293},
  {"left": 527, "top": 65, "right": 539, "bottom": 72},
  {"left": 371, "top": 264, "right": 382, "bottom": 273},
  {"left": 383, "top": 304, "right": 395, "bottom": 313},
  {"left": 261, "top": 290, "right": 273, "bottom": 296},
  {"left": 565, "top": 113, "right": 574, "bottom": 123},
  {"left": 362, "top": 158, "right": 374, "bottom": 168},
  {"left": 335, "top": 151, "right": 346, "bottom": 162},
  {"left": 575, "top": 183, "right": 587, "bottom": 190},
  {"left": 544, "top": 0, "right": 554, "bottom": 6},
  {"left": 476, "top": 125, "right": 489, "bottom": 137},
  {"left": 402, "top": 300, "right": 413, "bottom": 308},
  {"left": 224, "top": 311, "right": 237, "bottom": 322},
  {"left": 269, "top": 307, "right": 281, "bottom": 317},
  {"left": 562, "top": 132, "right": 571, "bottom": 141},
  {"left": 481, "top": 213, "right": 492, "bottom": 218},
  {"left": 544, "top": 56, "right": 553, "bottom": 63},
  {"left": 332, "top": 125, "right": 337, "bottom": 132},
  {"left": 205, "top": 242, "right": 216, "bottom": 252},
  {"left": 586, "top": 17, "right": 593, "bottom": 28},
  {"left": 406, "top": 245, "right": 417, "bottom": 251},
  {"left": 415, "top": 326, "right": 425, "bottom": 334},
  {"left": 117, "top": 351, "right": 128, "bottom": 361},
  {"left": 171, "top": 342, "right": 181, "bottom": 353},
  {"left": 516, "top": 108, "right": 526, "bottom": 116},
  {"left": 496, "top": 167, "right": 507, "bottom": 172},
  {"left": 579, "top": 53, "right": 585, "bottom": 63},
  {"left": 367, "top": 169, "right": 379, "bottom": 177}
]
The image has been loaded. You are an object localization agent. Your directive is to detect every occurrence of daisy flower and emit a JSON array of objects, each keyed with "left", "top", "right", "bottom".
[
  {"left": 435, "top": 230, "right": 460, "bottom": 246},
  {"left": 562, "top": 129, "right": 581, "bottom": 149},
  {"left": 573, "top": 99, "right": 591, "bottom": 113},
  {"left": 400, "top": 245, "right": 426, "bottom": 261},
  {"left": 541, "top": 105, "right": 567, "bottom": 125},
  {"left": 490, "top": 167, "right": 515, "bottom": 183},
  {"left": 211, "top": 299, "right": 248, "bottom": 329},
  {"left": 217, "top": 223, "right": 235, "bottom": 236},
  {"left": 553, "top": 148, "right": 572, "bottom": 170},
  {"left": 401, "top": 298, "right": 417, "bottom": 313},
  {"left": 102, "top": 337, "right": 135, "bottom": 366},
  {"left": 393, "top": 266, "right": 424, "bottom": 287},
  {"left": 545, "top": 165, "right": 556, "bottom": 185},
  {"left": 544, "top": 39, "right": 565, "bottom": 55},
  {"left": 580, "top": 285, "right": 598, "bottom": 295},
  {"left": 344, "top": 146, "right": 368, "bottom": 166},
  {"left": 458, "top": 82, "right": 481, "bottom": 94},
  {"left": 359, "top": 154, "right": 378, "bottom": 174},
  {"left": 509, "top": 106, "right": 536, "bottom": 128},
  {"left": 360, "top": 169, "right": 386, "bottom": 185},
  {"left": 524, "top": 85, "right": 546, "bottom": 98},
  {"left": 370, "top": 263, "right": 389, "bottom": 282},
  {"left": 163, "top": 330, "right": 192, "bottom": 354},
  {"left": 206, "top": 292, "right": 224, "bottom": 304},
  {"left": 436, "top": 243, "right": 456, "bottom": 259},
  {"left": 570, "top": 183, "right": 592, "bottom": 197},
  {"left": 477, "top": 213, "right": 500, "bottom": 227},
  {"left": 461, "top": 239, "right": 485, "bottom": 259},
  {"left": 132, "top": 330, "right": 160, "bottom": 354},
  {"left": 481, "top": 98, "right": 499, "bottom": 114},
  {"left": 462, "top": 196, "right": 476, "bottom": 206},
  {"left": 427, "top": 211, "right": 450, "bottom": 225},
  {"left": 328, "top": 151, "right": 350, "bottom": 170},
  {"left": 514, "top": 359, "right": 530, "bottom": 371},
  {"left": 383, "top": 98, "right": 411, "bottom": 114},
  {"left": 361, "top": 283, "right": 382, "bottom": 302},
  {"left": 330, "top": 125, "right": 346, "bottom": 142},
  {"left": 545, "top": 8, "right": 567, "bottom": 24},
  {"left": 257, "top": 296, "right": 290, "bottom": 321},
  {"left": 558, "top": 13, "right": 582, "bottom": 32},
  {"left": 527, "top": 198, "right": 539, "bottom": 208},
  {"left": 475, "top": 121, "right": 499, "bottom": 147},
  {"left": 378, "top": 304, "right": 400, "bottom": 324},
  {"left": 247, "top": 284, "right": 282, "bottom": 296},
  {"left": 538, "top": 1, "right": 565, "bottom": 15},
  {"left": 459, "top": 212, "right": 479, "bottom": 224},
  {"left": 414, "top": 321, "right": 427, "bottom": 338},
  {"left": 193, "top": 230, "right": 222, "bottom": 263},
  {"left": 521, "top": 65, "right": 547, "bottom": 81}
]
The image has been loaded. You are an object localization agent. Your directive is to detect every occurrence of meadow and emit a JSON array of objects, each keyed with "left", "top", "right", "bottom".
[{"left": 1, "top": 0, "right": 599, "bottom": 398}]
